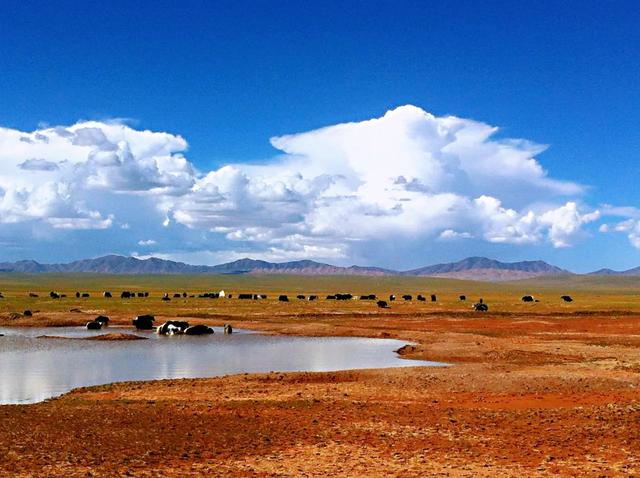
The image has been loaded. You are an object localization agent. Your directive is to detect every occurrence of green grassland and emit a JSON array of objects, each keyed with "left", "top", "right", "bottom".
[{"left": 1, "top": 273, "right": 639, "bottom": 322}]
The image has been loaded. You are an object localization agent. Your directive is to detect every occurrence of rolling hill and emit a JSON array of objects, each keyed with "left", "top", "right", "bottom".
[{"left": 588, "top": 266, "right": 640, "bottom": 276}]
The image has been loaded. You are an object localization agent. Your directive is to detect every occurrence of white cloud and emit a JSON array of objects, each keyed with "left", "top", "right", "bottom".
[
  {"left": 439, "top": 229, "right": 473, "bottom": 240},
  {"left": 0, "top": 106, "right": 623, "bottom": 262},
  {"left": 0, "top": 120, "right": 193, "bottom": 230},
  {"left": 137, "top": 239, "right": 157, "bottom": 246},
  {"left": 167, "top": 105, "right": 595, "bottom": 257},
  {"left": 602, "top": 218, "right": 640, "bottom": 249}
]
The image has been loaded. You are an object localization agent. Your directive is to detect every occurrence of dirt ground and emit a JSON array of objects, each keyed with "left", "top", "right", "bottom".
[{"left": 1, "top": 303, "right": 639, "bottom": 477}]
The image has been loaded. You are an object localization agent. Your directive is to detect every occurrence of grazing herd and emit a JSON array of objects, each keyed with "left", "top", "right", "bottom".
[{"left": 5, "top": 289, "right": 577, "bottom": 323}]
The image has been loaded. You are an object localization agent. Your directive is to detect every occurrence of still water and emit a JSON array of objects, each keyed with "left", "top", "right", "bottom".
[{"left": 0, "top": 326, "right": 444, "bottom": 404}]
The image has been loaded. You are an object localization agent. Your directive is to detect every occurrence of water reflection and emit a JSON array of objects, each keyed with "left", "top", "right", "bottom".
[{"left": 0, "top": 326, "right": 445, "bottom": 404}]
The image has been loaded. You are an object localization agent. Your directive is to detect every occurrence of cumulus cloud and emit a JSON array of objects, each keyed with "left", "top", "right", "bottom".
[
  {"left": 0, "top": 120, "right": 192, "bottom": 230},
  {"left": 137, "top": 239, "right": 157, "bottom": 246},
  {"left": 0, "top": 105, "right": 620, "bottom": 263},
  {"left": 167, "top": 105, "right": 596, "bottom": 258},
  {"left": 599, "top": 218, "right": 640, "bottom": 249}
]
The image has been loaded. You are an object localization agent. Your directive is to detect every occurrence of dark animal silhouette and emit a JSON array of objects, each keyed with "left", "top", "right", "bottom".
[
  {"left": 359, "top": 294, "right": 376, "bottom": 300},
  {"left": 561, "top": 295, "right": 573, "bottom": 302},
  {"left": 224, "top": 324, "right": 233, "bottom": 334},
  {"left": 133, "top": 315, "right": 155, "bottom": 330},
  {"left": 459, "top": 295, "right": 466, "bottom": 301},
  {"left": 49, "top": 291, "right": 60, "bottom": 299},
  {"left": 103, "top": 291, "right": 112, "bottom": 298},
  {"left": 297, "top": 295, "right": 306, "bottom": 300},
  {"left": 184, "top": 324, "right": 214, "bottom": 335},
  {"left": 86, "top": 321, "right": 102, "bottom": 330},
  {"left": 431, "top": 294, "right": 437, "bottom": 302},
  {"left": 162, "top": 293, "right": 171, "bottom": 301},
  {"left": 95, "top": 315, "right": 110, "bottom": 325},
  {"left": 81, "top": 293, "right": 89, "bottom": 298},
  {"left": 238, "top": 294, "right": 253, "bottom": 300},
  {"left": 308, "top": 295, "right": 318, "bottom": 301},
  {"left": 389, "top": 295, "right": 396, "bottom": 301},
  {"left": 473, "top": 298, "right": 488, "bottom": 311},
  {"left": 402, "top": 294, "right": 412, "bottom": 301},
  {"left": 121, "top": 291, "right": 132, "bottom": 299},
  {"left": 417, "top": 295, "right": 426, "bottom": 301},
  {"left": 29, "top": 292, "right": 39, "bottom": 298},
  {"left": 278, "top": 295, "right": 289, "bottom": 302},
  {"left": 521, "top": 295, "right": 534, "bottom": 302},
  {"left": 377, "top": 300, "right": 389, "bottom": 308},
  {"left": 23, "top": 310, "right": 32, "bottom": 317}
]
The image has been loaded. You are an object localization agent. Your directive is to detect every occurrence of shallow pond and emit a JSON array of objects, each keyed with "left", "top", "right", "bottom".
[{"left": 0, "top": 326, "right": 444, "bottom": 404}]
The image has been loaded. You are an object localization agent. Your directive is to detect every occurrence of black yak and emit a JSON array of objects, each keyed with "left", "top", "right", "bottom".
[
  {"left": 133, "top": 315, "right": 155, "bottom": 330},
  {"left": 184, "top": 324, "right": 214, "bottom": 335}
]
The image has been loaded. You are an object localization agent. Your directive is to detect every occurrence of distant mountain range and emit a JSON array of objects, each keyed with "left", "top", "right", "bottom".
[
  {"left": 587, "top": 266, "right": 640, "bottom": 277},
  {"left": 0, "top": 254, "right": 585, "bottom": 281}
]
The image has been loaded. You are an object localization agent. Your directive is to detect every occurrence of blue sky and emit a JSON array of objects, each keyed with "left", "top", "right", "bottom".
[{"left": 1, "top": 0, "right": 639, "bottom": 272}]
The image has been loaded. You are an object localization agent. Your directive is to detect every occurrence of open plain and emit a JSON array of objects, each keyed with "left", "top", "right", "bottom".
[{"left": 0, "top": 273, "right": 639, "bottom": 477}]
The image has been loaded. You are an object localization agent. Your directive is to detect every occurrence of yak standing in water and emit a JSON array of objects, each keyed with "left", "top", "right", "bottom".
[
  {"left": 133, "top": 315, "right": 155, "bottom": 330},
  {"left": 184, "top": 324, "right": 214, "bottom": 335},
  {"left": 157, "top": 320, "right": 190, "bottom": 335}
]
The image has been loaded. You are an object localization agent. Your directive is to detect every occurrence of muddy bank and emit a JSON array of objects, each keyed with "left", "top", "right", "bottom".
[{"left": 35, "top": 332, "right": 147, "bottom": 341}]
